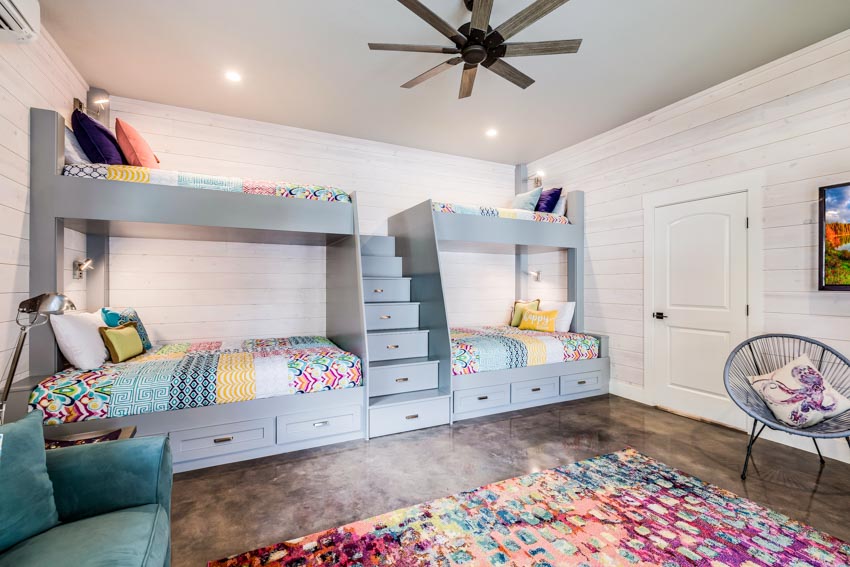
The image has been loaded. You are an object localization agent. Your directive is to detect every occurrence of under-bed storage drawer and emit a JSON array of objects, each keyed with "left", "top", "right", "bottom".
[
  {"left": 560, "top": 372, "right": 601, "bottom": 396},
  {"left": 363, "top": 278, "right": 410, "bottom": 303},
  {"left": 454, "top": 383, "right": 510, "bottom": 414},
  {"left": 370, "top": 360, "right": 438, "bottom": 397},
  {"left": 170, "top": 418, "right": 275, "bottom": 463},
  {"left": 369, "top": 397, "right": 450, "bottom": 438},
  {"left": 276, "top": 405, "right": 362, "bottom": 445},
  {"left": 511, "top": 376, "right": 560, "bottom": 404},
  {"left": 368, "top": 330, "right": 429, "bottom": 361},
  {"left": 364, "top": 303, "right": 419, "bottom": 331}
]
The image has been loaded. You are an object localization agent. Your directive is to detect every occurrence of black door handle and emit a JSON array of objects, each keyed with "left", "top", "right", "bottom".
[{"left": 652, "top": 312, "right": 668, "bottom": 320}]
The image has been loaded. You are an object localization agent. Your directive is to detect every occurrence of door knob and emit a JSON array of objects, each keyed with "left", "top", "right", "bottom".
[{"left": 652, "top": 312, "right": 668, "bottom": 320}]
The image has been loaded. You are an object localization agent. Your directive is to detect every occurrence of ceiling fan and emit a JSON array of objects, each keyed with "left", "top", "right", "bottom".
[{"left": 369, "top": 0, "right": 581, "bottom": 99}]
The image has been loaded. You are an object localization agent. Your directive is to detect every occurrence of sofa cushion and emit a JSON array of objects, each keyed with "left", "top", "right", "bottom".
[
  {"left": 0, "top": 412, "right": 58, "bottom": 553},
  {"left": 0, "top": 504, "right": 169, "bottom": 567}
]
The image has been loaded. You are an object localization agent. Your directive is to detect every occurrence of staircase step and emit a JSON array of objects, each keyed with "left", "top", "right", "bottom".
[
  {"left": 360, "top": 235, "right": 396, "bottom": 257},
  {"left": 362, "top": 255, "right": 402, "bottom": 278}
]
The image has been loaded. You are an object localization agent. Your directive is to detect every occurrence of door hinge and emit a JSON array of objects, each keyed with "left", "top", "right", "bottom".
[
  {"left": 746, "top": 304, "right": 750, "bottom": 316},
  {"left": 745, "top": 217, "right": 749, "bottom": 229}
]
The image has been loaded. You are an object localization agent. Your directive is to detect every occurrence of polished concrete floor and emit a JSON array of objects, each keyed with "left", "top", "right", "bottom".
[{"left": 172, "top": 395, "right": 850, "bottom": 566}]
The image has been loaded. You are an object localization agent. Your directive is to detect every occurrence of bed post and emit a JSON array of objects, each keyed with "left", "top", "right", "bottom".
[
  {"left": 514, "top": 164, "right": 529, "bottom": 300},
  {"left": 567, "top": 190, "right": 585, "bottom": 332},
  {"left": 29, "top": 109, "right": 66, "bottom": 378}
]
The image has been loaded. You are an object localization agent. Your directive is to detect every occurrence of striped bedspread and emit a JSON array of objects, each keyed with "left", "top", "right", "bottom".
[
  {"left": 30, "top": 336, "right": 362, "bottom": 425},
  {"left": 62, "top": 164, "right": 351, "bottom": 203},
  {"left": 432, "top": 201, "right": 569, "bottom": 224},
  {"left": 451, "top": 326, "right": 598, "bottom": 376}
]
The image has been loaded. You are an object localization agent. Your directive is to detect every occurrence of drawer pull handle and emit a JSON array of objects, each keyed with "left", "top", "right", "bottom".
[
  {"left": 395, "top": 377, "right": 409, "bottom": 383},
  {"left": 387, "top": 344, "right": 399, "bottom": 349},
  {"left": 373, "top": 289, "right": 384, "bottom": 293},
  {"left": 405, "top": 414, "right": 419, "bottom": 420},
  {"left": 213, "top": 436, "right": 234, "bottom": 444},
  {"left": 577, "top": 380, "right": 587, "bottom": 385},
  {"left": 313, "top": 421, "right": 329, "bottom": 428},
  {"left": 477, "top": 395, "right": 489, "bottom": 401},
  {"left": 379, "top": 315, "right": 392, "bottom": 320},
  {"left": 531, "top": 387, "right": 541, "bottom": 392}
]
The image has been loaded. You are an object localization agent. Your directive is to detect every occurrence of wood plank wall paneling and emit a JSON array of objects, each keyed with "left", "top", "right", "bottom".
[
  {"left": 528, "top": 30, "right": 850, "bottom": 390},
  {"left": 108, "top": 97, "right": 517, "bottom": 341},
  {"left": 0, "top": 32, "right": 88, "bottom": 381}
]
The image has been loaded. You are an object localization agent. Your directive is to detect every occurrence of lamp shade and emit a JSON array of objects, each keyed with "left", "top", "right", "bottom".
[{"left": 18, "top": 293, "right": 76, "bottom": 315}]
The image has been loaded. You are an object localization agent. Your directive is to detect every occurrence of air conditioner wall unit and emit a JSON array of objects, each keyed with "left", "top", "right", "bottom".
[{"left": 0, "top": 0, "right": 40, "bottom": 43}]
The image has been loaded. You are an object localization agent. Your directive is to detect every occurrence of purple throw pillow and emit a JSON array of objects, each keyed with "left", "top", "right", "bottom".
[
  {"left": 535, "top": 187, "right": 563, "bottom": 213},
  {"left": 71, "top": 109, "right": 125, "bottom": 165}
]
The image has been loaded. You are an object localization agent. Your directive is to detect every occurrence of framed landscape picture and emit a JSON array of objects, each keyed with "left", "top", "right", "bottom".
[{"left": 819, "top": 182, "right": 850, "bottom": 291}]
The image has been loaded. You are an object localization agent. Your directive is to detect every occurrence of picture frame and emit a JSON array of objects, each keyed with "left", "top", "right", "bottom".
[{"left": 819, "top": 182, "right": 850, "bottom": 291}]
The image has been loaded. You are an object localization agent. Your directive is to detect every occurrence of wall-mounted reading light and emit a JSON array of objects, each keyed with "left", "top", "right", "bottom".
[
  {"left": 73, "top": 258, "right": 94, "bottom": 280},
  {"left": 528, "top": 270, "right": 542, "bottom": 282},
  {"left": 529, "top": 170, "right": 545, "bottom": 188},
  {"left": 84, "top": 87, "right": 111, "bottom": 128}
]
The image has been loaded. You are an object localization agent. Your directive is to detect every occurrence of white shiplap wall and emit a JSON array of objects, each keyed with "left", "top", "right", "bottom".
[
  {"left": 0, "top": 32, "right": 88, "bottom": 381},
  {"left": 108, "top": 97, "right": 516, "bottom": 341}
]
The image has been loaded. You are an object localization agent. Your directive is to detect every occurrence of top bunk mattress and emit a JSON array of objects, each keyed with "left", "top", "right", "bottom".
[
  {"left": 62, "top": 163, "right": 351, "bottom": 203},
  {"left": 432, "top": 201, "right": 569, "bottom": 224},
  {"left": 30, "top": 336, "right": 362, "bottom": 425},
  {"left": 451, "top": 326, "right": 599, "bottom": 376}
]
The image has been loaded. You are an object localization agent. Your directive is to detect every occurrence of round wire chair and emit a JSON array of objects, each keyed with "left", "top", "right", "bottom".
[{"left": 724, "top": 334, "right": 850, "bottom": 479}]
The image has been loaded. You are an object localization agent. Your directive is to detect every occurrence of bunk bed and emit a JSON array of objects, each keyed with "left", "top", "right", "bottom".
[
  {"left": 6, "top": 107, "right": 369, "bottom": 472},
  {"left": 381, "top": 186, "right": 610, "bottom": 429}
]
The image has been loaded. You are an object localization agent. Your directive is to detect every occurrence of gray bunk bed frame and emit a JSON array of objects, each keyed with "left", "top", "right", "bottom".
[
  {"left": 8, "top": 108, "right": 369, "bottom": 472},
  {"left": 386, "top": 177, "right": 610, "bottom": 423}
]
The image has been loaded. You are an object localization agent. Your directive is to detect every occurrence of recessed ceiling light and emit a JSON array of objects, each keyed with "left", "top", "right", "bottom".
[
  {"left": 485, "top": 128, "right": 498, "bottom": 138},
  {"left": 225, "top": 70, "right": 242, "bottom": 82}
]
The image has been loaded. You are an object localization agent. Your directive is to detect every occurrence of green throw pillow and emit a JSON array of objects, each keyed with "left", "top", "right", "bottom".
[
  {"left": 0, "top": 412, "right": 58, "bottom": 552},
  {"left": 99, "top": 322, "right": 144, "bottom": 363},
  {"left": 510, "top": 299, "right": 540, "bottom": 327}
]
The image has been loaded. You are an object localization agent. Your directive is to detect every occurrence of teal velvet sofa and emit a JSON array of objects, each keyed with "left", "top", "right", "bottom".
[{"left": 0, "top": 436, "right": 172, "bottom": 566}]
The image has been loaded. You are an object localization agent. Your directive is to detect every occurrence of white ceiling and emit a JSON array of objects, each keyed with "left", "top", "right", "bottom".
[{"left": 42, "top": 0, "right": 850, "bottom": 164}]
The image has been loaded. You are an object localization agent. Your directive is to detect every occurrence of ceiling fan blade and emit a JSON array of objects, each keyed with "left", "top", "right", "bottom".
[
  {"left": 401, "top": 57, "right": 463, "bottom": 88},
  {"left": 397, "top": 0, "right": 466, "bottom": 46},
  {"left": 369, "top": 43, "right": 460, "bottom": 54},
  {"left": 486, "top": 0, "right": 571, "bottom": 47},
  {"left": 469, "top": 0, "right": 494, "bottom": 41},
  {"left": 459, "top": 64, "right": 478, "bottom": 99},
  {"left": 501, "top": 39, "right": 582, "bottom": 57},
  {"left": 483, "top": 58, "right": 535, "bottom": 89}
]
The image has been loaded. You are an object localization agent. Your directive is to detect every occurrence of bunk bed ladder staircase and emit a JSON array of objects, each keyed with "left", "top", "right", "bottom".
[{"left": 360, "top": 235, "right": 451, "bottom": 438}]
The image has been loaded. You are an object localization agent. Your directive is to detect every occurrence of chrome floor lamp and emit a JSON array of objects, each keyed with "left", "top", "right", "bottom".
[{"left": 0, "top": 293, "right": 75, "bottom": 425}]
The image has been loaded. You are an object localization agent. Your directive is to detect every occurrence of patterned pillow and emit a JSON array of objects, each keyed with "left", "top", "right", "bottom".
[
  {"left": 101, "top": 307, "right": 152, "bottom": 350},
  {"left": 518, "top": 309, "right": 558, "bottom": 332},
  {"left": 510, "top": 299, "right": 540, "bottom": 327},
  {"left": 748, "top": 354, "right": 850, "bottom": 428}
]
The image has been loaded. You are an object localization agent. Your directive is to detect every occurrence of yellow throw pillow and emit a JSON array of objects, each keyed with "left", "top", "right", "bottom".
[
  {"left": 510, "top": 299, "right": 540, "bottom": 327},
  {"left": 99, "top": 322, "right": 144, "bottom": 363},
  {"left": 519, "top": 309, "right": 559, "bottom": 332}
]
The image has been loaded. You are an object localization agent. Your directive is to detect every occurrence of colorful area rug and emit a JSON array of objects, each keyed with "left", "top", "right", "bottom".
[{"left": 209, "top": 449, "right": 849, "bottom": 566}]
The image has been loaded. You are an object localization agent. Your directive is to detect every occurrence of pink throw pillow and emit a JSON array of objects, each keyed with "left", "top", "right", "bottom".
[{"left": 115, "top": 118, "right": 160, "bottom": 168}]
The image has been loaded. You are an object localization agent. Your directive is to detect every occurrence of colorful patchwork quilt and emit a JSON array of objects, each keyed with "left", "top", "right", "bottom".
[
  {"left": 62, "top": 164, "right": 351, "bottom": 203},
  {"left": 30, "top": 336, "right": 362, "bottom": 425},
  {"left": 432, "top": 201, "right": 569, "bottom": 224},
  {"left": 451, "top": 326, "right": 598, "bottom": 376}
]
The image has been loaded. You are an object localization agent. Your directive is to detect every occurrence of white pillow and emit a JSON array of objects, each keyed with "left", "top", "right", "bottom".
[
  {"left": 50, "top": 311, "right": 109, "bottom": 370},
  {"left": 748, "top": 354, "right": 850, "bottom": 428},
  {"left": 551, "top": 193, "right": 568, "bottom": 217},
  {"left": 544, "top": 302, "right": 576, "bottom": 332},
  {"left": 64, "top": 127, "right": 91, "bottom": 165}
]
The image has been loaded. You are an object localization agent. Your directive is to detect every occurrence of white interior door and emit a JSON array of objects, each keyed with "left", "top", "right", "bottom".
[{"left": 651, "top": 192, "right": 748, "bottom": 428}]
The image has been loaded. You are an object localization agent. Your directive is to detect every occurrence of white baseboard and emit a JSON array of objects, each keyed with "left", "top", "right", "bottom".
[{"left": 609, "top": 379, "right": 653, "bottom": 405}]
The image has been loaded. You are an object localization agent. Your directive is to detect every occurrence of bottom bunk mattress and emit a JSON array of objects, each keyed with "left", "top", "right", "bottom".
[
  {"left": 451, "top": 326, "right": 599, "bottom": 376},
  {"left": 30, "top": 336, "right": 362, "bottom": 425}
]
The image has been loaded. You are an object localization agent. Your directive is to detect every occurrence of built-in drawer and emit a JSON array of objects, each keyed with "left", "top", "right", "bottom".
[
  {"left": 365, "top": 303, "right": 420, "bottom": 331},
  {"left": 276, "top": 405, "right": 362, "bottom": 445},
  {"left": 368, "top": 330, "right": 429, "bottom": 361},
  {"left": 370, "top": 360, "right": 438, "bottom": 397},
  {"left": 369, "top": 397, "right": 450, "bottom": 438},
  {"left": 453, "top": 383, "right": 510, "bottom": 414},
  {"left": 361, "top": 256, "right": 403, "bottom": 278},
  {"left": 363, "top": 278, "right": 411, "bottom": 303},
  {"left": 170, "top": 417, "right": 275, "bottom": 463},
  {"left": 511, "top": 376, "right": 560, "bottom": 404},
  {"left": 560, "top": 372, "right": 601, "bottom": 396}
]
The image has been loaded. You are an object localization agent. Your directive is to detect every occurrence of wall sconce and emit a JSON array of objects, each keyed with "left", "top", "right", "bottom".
[
  {"left": 528, "top": 270, "right": 542, "bottom": 282},
  {"left": 73, "top": 258, "right": 94, "bottom": 280},
  {"left": 529, "top": 170, "right": 545, "bottom": 188}
]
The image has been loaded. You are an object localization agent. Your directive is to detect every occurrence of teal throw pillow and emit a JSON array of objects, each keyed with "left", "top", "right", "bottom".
[
  {"left": 511, "top": 187, "right": 543, "bottom": 211},
  {"left": 101, "top": 307, "right": 152, "bottom": 350}
]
